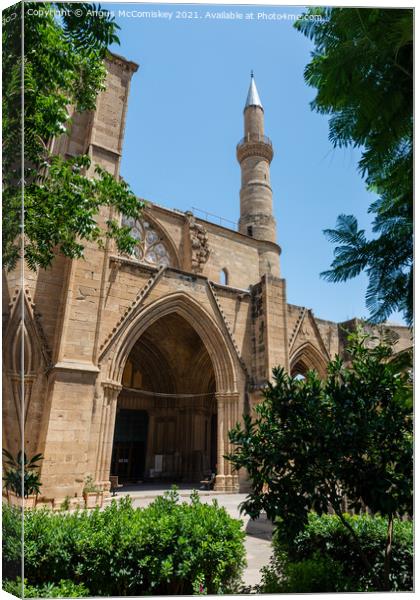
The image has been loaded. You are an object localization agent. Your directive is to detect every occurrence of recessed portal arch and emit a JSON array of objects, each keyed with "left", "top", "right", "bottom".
[
  {"left": 98, "top": 292, "right": 242, "bottom": 490},
  {"left": 103, "top": 292, "right": 238, "bottom": 392}
]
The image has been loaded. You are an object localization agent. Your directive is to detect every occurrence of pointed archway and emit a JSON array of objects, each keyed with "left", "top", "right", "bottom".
[
  {"left": 96, "top": 292, "right": 243, "bottom": 492},
  {"left": 290, "top": 342, "right": 329, "bottom": 379},
  {"left": 111, "top": 313, "right": 217, "bottom": 483}
]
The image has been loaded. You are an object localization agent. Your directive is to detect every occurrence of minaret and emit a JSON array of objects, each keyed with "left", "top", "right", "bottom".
[{"left": 237, "top": 73, "right": 280, "bottom": 276}]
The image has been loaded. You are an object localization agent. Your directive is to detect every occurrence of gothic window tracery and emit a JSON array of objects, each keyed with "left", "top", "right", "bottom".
[{"left": 122, "top": 217, "right": 171, "bottom": 267}]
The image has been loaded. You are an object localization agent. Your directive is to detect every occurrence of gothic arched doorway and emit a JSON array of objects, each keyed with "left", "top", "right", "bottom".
[{"left": 110, "top": 313, "right": 217, "bottom": 484}]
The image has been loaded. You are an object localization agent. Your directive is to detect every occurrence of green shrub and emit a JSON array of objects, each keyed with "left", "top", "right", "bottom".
[
  {"left": 4, "top": 577, "right": 89, "bottom": 598},
  {"left": 3, "top": 489, "right": 246, "bottom": 595},
  {"left": 272, "top": 513, "right": 413, "bottom": 592},
  {"left": 258, "top": 551, "right": 358, "bottom": 593},
  {"left": 2, "top": 504, "right": 22, "bottom": 582},
  {"left": 283, "top": 552, "right": 356, "bottom": 593}
]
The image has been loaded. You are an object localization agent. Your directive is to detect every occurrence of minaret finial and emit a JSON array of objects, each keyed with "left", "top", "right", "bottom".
[{"left": 251, "top": 69, "right": 254, "bottom": 78}]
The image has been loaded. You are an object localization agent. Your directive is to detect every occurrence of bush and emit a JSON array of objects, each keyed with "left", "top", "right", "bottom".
[
  {"left": 4, "top": 578, "right": 89, "bottom": 598},
  {"left": 267, "top": 513, "right": 413, "bottom": 592},
  {"left": 2, "top": 503, "right": 22, "bottom": 582},
  {"left": 258, "top": 551, "right": 358, "bottom": 593},
  {"left": 3, "top": 489, "right": 246, "bottom": 595}
]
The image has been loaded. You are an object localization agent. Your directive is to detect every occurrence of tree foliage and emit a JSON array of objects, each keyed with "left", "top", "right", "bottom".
[
  {"left": 227, "top": 330, "right": 412, "bottom": 589},
  {"left": 258, "top": 513, "right": 413, "bottom": 592},
  {"left": 295, "top": 8, "right": 413, "bottom": 324},
  {"left": 2, "top": 449, "right": 44, "bottom": 497},
  {"left": 2, "top": 2, "right": 143, "bottom": 270}
]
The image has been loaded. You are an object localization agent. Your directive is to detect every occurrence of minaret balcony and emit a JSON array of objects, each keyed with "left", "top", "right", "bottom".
[
  {"left": 237, "top": 133, "right": 272, "bottom": 147},
  {"left": 236, "top": 134, "right": 273, "bottom": 163}
]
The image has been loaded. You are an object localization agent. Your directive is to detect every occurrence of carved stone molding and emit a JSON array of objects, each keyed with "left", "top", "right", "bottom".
[
  {"left": 99, "top": 264, "right": 166, "bottom": 356},
  {"left": 215, "top": 391, "right": 240, "bottom": 404},
  {"left": 102, "top": 381, "right": 123, "bottom": 395},
  {"left": 107, "top": 52, "right": 139, "bottom": 74},
  {"left": 237, "top": 140, "right": 273, "bottom": 163},
  {"left": 239, "top": 213, "right": 276, "bottom": 228}
]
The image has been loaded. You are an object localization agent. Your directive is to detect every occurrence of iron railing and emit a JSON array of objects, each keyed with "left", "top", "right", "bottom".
[
  {"left": 191, "top": 207, "right": 236, "bottom": 228},
  {"left": 236, "top": 134, "right": 272, "bottom": 150}
]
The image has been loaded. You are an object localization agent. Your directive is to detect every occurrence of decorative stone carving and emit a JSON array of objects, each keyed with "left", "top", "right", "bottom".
[{"left": 187, "top": 215, "right": 210, "bottom": 272}]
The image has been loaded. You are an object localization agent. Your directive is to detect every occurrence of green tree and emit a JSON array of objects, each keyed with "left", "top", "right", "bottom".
[
  {"left": 227, "top": 330, "right": 412, "bottom": 590},
  {"left": 295, "top": 8, "right": 413, "bottom": 324},
  {"left": 2, "top": 2, "right": 143, "bottom": 270}
]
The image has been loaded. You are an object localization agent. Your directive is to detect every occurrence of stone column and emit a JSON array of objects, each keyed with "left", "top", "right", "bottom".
[
  {"left": 213, "top": 392, "right": 240, "bottom": 492},
  {"left": 95, "top": 381, "right": 121, "bottom": 491}
]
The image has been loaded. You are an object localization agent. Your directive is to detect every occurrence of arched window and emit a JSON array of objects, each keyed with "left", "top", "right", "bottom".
[
  {"left": 121, "top": 217, "right": 171, "bottom": 267},
  {"left": 219, "top": 268, "right": 229, "bottom": 286}
]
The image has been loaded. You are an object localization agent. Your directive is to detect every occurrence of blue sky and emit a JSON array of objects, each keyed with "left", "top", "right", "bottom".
[{"left": 104, "top": 2, "right": 401, "bottom": 324}]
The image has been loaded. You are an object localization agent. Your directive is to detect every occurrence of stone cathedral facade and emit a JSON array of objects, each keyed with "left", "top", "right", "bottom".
[{"left": 2, "top": 53, "right": 411, "bottom": 504}]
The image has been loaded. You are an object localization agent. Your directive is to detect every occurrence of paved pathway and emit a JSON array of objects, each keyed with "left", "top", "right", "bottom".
[{"left": 104, "top": 486, "right": 273, "bottom": 588}]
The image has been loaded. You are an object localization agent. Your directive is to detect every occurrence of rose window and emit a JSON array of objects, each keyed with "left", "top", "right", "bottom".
[{"left": 122, "top": 217, "right": 171, "bottom": 267}]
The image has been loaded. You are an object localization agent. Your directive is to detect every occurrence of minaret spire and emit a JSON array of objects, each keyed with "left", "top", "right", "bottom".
[
  {"left": 245, "top": 71, "right": 263, "bottom": 110},
  {"left": 237, "top": 74, "right": 280, "bottom": 277}
]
